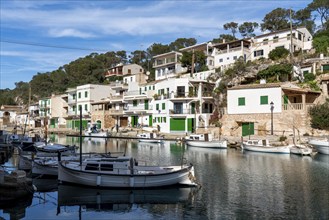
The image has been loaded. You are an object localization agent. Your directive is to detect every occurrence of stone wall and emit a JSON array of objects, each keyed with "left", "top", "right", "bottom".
[{"left": 220, "top": 110, "right": 318, "bottom": 137}]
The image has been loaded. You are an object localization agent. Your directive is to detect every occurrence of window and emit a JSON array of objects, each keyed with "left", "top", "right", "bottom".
[
  {"left": 139, "top": 88, "right": 142, "bottom": 95},
  {"left": 128, "top": 69, "right": 131, "bottom": 74},
  {"left": 163, "top": 117, "right": 166, "bottom": 123},
  {"left": 85, "top": 91, "right": 88, "bottom": 98},
  {"left": 238, "top": 97, "right": 245, "bottom": 106},
  {"left": 79, "top": 105, "right": 82, "bottom": 111},
  {"left": 260, "top": 96, "right": 268, "bottom": 105},
  {"left": 73, "top": 105, "right": 76, "bottom": 112},
  {"left": 133, "top": 100, "right": 137, "bottom": 106},
  {"left": 153, "top": 85, "right": 155, "bottom": 90},
  {"left": 254, "top": 50, "right": 264, "bottom": 57},
  {"left": 130, "top": 77, "right": 133, "bottom": 81},
  {"left": 162, "top": 103, "right": 165, "bottom": 110},
  {"left": 73, "top": 94, "right": 76, "bottom": 100},
  {"left": 156, "top": 103, "right": 159, "bottom": 110},
  {"left": 233, "top": 56, "right": 237, "bottom": 60},
  {"left": 85, "top": 104, "right": 88, "bottom": 111},
  {"left": 227, "top": 57, "right": 229, "bottom": 60},
  {"left": 85, "top": 163, "right": 98, "bottom": 171},
  {"left": 100, "top": 164, "right": 113, "bottom": 171},
  {"left": 263, "top": 39, "right": 268, "bottom": 45},
  {"left": 298, "top": 33, "right": 302, "bottom": 40},
  {"left": 78, "top": 92, "right": 81, "bottom": 98},
  {"left": 145, "top": 87, "right": 147, "bottom": 91},
  {"left": 273, "top": 36, "right": 279, "bottom": 43},
  {"left": 219, "top": 58, "right": 223, "bottom": 63}
]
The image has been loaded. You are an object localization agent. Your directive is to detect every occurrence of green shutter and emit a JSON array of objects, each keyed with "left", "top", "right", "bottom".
[
  {"left": 238, "top": 97, "right": 245, "bottom": 106},
  {"left": 260, "top": 96, "right": 268, "bottom": 105},
  {"left": 144, "top": 100, "right": 149, "bottom": 110},
  {"left": 162, "top": 103, "right": 165, "bottom": 110},
  {"left": 156, "top": 104, "right": 159, "bottom": 110}
]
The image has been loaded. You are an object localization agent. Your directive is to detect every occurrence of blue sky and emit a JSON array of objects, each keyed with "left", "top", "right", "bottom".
[{"left": 0, "top": 0, "right": 312, "bottom": 89}]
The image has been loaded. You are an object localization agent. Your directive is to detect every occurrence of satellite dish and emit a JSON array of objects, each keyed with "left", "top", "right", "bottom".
[{"left": 146, "top": 71, "right": 150, "bottom": 75}]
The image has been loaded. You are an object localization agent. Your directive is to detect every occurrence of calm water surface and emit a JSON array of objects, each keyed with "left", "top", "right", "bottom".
[{"left": 1, "top": 135, "right": 328, "bottom": 220}]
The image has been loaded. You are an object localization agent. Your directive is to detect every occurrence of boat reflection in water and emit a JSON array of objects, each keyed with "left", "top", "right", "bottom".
[{"left": 57, "top": 184, "right": 197, "bottom": 213}]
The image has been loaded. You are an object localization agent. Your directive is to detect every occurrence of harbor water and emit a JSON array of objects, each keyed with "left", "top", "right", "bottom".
[{"left": 1, "top": 135, "right": 328, "bottom": 219}]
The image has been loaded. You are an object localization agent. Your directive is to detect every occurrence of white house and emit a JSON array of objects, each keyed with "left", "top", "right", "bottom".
[
  {"left": 64, "top": 84, "right": 113, "bottom": 129},
  {"left": 222, "top": 82, "right": 321, "bottom": 137},
  {"left": 153, "top": 51, "right": 187, "bottom": 81}
]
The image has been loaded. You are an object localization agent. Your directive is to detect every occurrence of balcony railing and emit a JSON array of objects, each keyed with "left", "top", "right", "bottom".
[{"left": 282, "top": 103, "right": 314, "bottom": 111}]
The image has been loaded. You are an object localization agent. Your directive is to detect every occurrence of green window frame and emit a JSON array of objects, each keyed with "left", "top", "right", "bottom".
[
  {"left": 133, "top": 100, "right": 138, "bottom": 107},
  {"left": 78, "top": 92, "right": 81, "bottom": 99},
  {"left": 85, "top": 91, "right": 88, "bottom": 98},
  {"left": 153, "top": 85, "right": 155, "bottom": 90},
  {"left": 156, "top": 103, "right": 159, "bottom": 110},
  {"left": 84, "top": 104, "right": 88, "bottom": 111},
  {"left": 238, "top": 97, "right": 245, "bottom": 106},
  {"left": 145, "top": 87, "right": 147, "bottom": 91},
  {"left": 162, "top": 103, "right": 165, "bottom": 110},
  {"left": 73, "top": 94, "right": 76, "bottom": 100},
  {"left": 163, "top": 117, "right": 166, "bottom": 123},
  {"left": 260, "top": 96, "right": 268, "bottom": 105}
]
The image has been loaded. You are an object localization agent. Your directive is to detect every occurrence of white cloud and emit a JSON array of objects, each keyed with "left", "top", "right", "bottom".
[{"left": 48, "top": 28, "right": 96, "bottom": 38}]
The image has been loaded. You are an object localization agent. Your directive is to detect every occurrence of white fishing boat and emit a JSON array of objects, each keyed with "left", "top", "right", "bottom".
[
  {"left": 308, "top": 138, "right": 329, "bottom": 155},
  {"left": 85, "top": 124, "right": 109, "bottom": 137},
  {"left": 32, "top": 152, "right": 106, "bottom": 176},
  {"left": 58, "top": 156, "right": 197, "bottom": 188},
  {"left": 185, "top": 133, "right": 227, "bottom": 149},
  {"left": 289, "top": 144, "right": 313, "bottom": 156},
  {"left": 241, "top": 139, "right": 290, "bottom": 154},
  {"left": 137, "top": 133, "right": 164, "bottom": 143},
  {"left": 18, "top": 143, "right": 77, "bottom": 170}
]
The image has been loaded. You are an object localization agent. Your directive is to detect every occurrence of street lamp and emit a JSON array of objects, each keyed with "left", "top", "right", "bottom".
[{"left": 270, "top": 101, "right": 274, "bottom": 135}]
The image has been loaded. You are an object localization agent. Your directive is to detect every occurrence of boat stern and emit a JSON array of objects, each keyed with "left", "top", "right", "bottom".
[{"left": 179, "top": 165, "right": 198, "bottom": 187}]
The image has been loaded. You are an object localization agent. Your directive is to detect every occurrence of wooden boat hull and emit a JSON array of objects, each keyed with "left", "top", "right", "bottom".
[
  {"left": 58, "top": 161, "right": 196, "bottom": 188},
  {"left": 242, "top": 144, "right": 290, "bottom": 154},
  {"left": 186, "top": 140, "right": 227, "bottom": 149},
  {"left": 308, "top": 139, "right": 329, "bottom": 155}
]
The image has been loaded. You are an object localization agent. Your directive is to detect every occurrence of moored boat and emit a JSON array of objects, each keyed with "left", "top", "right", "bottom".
[
  {"left": 308, "top": 138, "right": 329, "bottom": 155},
  {"left": 85, "top": 123, "right": 109, "bottom": 137},
  {"left": 58, "top": 156, "right": 197, "bottom": 188},
  {"left": 137, "top": 132, "right": 164, "bottom": 143},
  {"left": 289, "top": 144, "right": 313, "bottom": 156},
  {"left": 241, "top": 139, "right": 290, "bottom": 154},
  {"left": 185, "top": 133, "right": 227, "bottom": 149}
]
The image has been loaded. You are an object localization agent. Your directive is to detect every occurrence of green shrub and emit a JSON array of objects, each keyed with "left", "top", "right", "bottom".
[
  {"left": 309, "top": 100, "right": 329, "bottom": 130},
  {"left": 268, "top": 47, "right": 290, "bottom": 61}
]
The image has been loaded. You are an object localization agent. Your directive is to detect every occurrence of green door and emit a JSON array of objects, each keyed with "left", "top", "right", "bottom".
[
  {"left": 149, "top": 115, "right": 153, "bottom": 127},
  {"left": 170, "top": 118, "right": 185, "bottom": 131},
  {"left": 242, "top": 122, "right": 254, "bottom": 136},
  {"left": 96, "top": 120, "right": 101, "bottom": 129},
  {"left": 131, "top": 116, "right": 138, "bottom": 127},
  {"left": 187, "top": 118, "right": 194, "bottom": 132}
]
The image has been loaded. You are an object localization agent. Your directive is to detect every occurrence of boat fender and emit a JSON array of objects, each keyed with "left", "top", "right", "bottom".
[{"left": 97, "top": 175, "right": 101, "bottom": 186}]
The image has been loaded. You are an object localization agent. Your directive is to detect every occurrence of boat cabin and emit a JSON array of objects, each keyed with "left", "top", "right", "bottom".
[
  {"left": 186, "top": 133, "right": 213, "bottom": 141},
  {"left": 137, "top": 132, "right": 158, "bottom": 139},
  {"left": 83, "top": 157, "right": 137, "bottom": 175}
]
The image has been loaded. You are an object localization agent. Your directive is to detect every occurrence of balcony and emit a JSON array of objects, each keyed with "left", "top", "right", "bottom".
[{"left": 282, "top": 103, "right": 314, "bottom": 111}]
